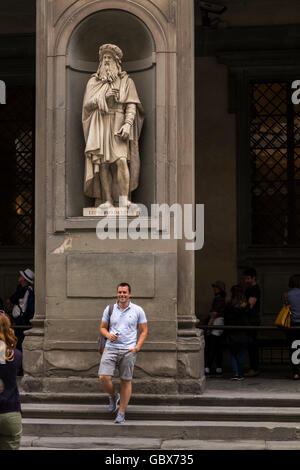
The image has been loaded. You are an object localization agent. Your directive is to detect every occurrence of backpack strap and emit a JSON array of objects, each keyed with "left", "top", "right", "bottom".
[{"left": 108, "top": 304, "right": 114, "bottom": 319}]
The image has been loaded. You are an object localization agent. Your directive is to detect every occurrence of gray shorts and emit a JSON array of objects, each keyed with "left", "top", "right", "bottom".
[{"left": 98, "top": 347, "right": 137, "bottom": 380}]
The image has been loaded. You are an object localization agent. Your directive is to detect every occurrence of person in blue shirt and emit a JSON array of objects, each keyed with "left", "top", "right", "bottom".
[
  {"left": 98, "top": 282, "right": 148, "bottom": 424},
  {"left": 285, "top": 274, "right": 300, "bottom": 380}
]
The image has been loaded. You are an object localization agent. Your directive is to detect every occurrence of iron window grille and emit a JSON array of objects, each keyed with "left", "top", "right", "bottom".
[
  {"left": 249, "top": 81, "right": 300, "bottom": 245},
  {"left": 0, "top": 87, "right": 35, "bottom": 247}
]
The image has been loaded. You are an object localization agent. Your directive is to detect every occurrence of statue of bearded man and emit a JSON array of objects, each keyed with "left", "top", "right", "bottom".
[{"left": 82, "top": 44, "right": 144, "bottom": 209}]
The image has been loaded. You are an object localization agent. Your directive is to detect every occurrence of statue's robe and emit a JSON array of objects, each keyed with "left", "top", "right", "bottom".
[{"left": 82, "top": 71, "right": 144, "bottom": 203}]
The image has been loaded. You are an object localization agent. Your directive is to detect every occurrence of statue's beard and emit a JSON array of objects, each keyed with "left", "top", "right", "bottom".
[{"left": 98, "top": 61, "right": 120, "bottom": 83}]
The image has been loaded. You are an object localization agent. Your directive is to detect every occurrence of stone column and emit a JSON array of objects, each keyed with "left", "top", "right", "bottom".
[
  {"left": 176, "top": 0, "right": 205, "bottom": 393},
  {"left": 22, "top": 0, "right": 47, "bottom": 381}
]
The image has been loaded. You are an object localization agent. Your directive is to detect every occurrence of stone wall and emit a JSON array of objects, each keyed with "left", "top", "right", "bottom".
[{"left": 23, "top": 0, "right": 205, "bottom": 396}]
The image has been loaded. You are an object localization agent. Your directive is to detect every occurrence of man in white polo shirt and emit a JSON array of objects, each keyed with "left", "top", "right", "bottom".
[{"left": 99, "top": 282, "right": 148, "bottom": 423}]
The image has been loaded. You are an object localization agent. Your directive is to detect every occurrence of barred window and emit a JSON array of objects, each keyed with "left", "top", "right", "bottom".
[
  {"left": 249, "top": 81, "right": 300, "bottom": 245},
  {"left": 0, "top": 87, "right": 35, "bottom": 247}
]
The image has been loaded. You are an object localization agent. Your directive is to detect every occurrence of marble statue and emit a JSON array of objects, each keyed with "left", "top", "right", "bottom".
[{"left": 82, "top": 44, "right": 144, "bottom": 210}]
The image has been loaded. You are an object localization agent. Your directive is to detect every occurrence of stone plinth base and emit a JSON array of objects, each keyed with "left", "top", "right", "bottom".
[
  {"left": 21, "top": 376, "right": 206, "bottom": 396},
  {"left": 83, "top": 207, "right": 140, "bottom": 217},
  {"left": 22, "top": 328, "right": 205, "bottom": 397}
]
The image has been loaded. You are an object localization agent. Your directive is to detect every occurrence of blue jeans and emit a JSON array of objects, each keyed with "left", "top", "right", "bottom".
[{"left": 229, "top": 344, "right": 247, "bottom": 377}]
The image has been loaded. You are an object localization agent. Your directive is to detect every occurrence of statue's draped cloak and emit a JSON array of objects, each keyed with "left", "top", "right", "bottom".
[{"left": 82, "top": 72, "right": 144, "bottom": 203}]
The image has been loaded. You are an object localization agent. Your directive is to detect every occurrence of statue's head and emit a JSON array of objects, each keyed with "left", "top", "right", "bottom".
[
  {"left": 99, "top": 44, "right": 123, "bottom": 65},
  {"left": 97, "top": 44, "right": 123, "bottom": 82}
]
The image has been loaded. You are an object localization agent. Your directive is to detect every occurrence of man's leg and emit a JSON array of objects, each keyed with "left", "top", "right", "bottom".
[
  {"left": 99, "top": 375, "right": 120, "bottom": 412},
  {"left": 115, "top": 351, "right": 136, "bottom": 422},
  {"left": 119, "top": 378, "right": 132, "bottom": 413},
  {"left": 98, "top": 349, "right": 120, "bottom": 411},
  {"left": 99, "top": 375, "right": 115, "bottom": 397}
]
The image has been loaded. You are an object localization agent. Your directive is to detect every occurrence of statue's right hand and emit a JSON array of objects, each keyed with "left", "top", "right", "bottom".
[{"left": 106, "top": 88, "right": 119, "bottom": 100}]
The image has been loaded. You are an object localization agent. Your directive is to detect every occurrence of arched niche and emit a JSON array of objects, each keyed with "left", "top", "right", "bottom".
[{"left": 66, "top": 9, "right": 156, "bottom": 216}]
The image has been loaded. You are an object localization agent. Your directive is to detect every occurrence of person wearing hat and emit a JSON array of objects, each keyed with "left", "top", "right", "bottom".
[
  {"left": 204, "top": 281, "right": 226, "bottom": 377},
  {"left": 5, "top": 269, "right": 35, "bottom": 354}
]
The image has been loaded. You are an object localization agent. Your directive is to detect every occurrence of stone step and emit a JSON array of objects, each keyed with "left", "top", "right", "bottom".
[
  {"left": 20, "top": 436, "right": 300, "bottom": 450},
  {"left": 20, "top": 435, "right": 162, "bottom": 450},
  {"left": 20, "top": 391, "right": 300, "bottom": 407},
  {"left": 21, "top": 417, "right": 300, "bottom": 441},
  {"left": 20, "top": 403, "right": 300, "bottom": 422}
]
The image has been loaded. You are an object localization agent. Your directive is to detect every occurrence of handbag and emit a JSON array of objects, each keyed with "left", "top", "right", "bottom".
[
  {"left": 274, "top": 304, "right": 291, "bottom": 328},
  {"left": 97, "top": 304, "right": 114, "bottom": 353}
]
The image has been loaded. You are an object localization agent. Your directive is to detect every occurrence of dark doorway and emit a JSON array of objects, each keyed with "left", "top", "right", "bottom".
[{"left": 0, "top": 1, "right": 35, "bottom": 300}]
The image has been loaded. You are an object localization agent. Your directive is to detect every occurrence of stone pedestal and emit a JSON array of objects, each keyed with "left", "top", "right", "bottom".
[{"left": 22, "top": 0, "right": 205, "bottom": 397}]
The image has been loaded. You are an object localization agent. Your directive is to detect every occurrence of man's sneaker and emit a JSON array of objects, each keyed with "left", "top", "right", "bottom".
[
  {"left": 230, "top": 376, "right": 239, "bottom": 381},
  {"left": 237, "top": 376, "right": 245, "bottom": 381},
  {"left": 108, "top": 393, "right": 120, "bottom": 412},
  {"left": 114, "top": 411, "right": 126, "bottom": 424}
]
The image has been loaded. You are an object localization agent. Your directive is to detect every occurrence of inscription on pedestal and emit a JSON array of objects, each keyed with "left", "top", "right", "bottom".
[{"left": 83, "top": 207, "right": 140, "bottom": 217}]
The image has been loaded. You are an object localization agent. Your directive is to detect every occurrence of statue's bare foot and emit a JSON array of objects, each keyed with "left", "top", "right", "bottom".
[
  {"left": 119, "top": 196, "right": 131, "bottom": 208},
  {"left": 98, "top": 201, "right": 113, "bottom": 210},
  {"left": 128, "top": 202, "right": 140, "bottom": 216}
]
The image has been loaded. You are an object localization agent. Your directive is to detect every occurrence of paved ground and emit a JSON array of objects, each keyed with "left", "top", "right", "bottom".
[{"left": 204, "top": 370, "right": 300, "bottom": 398}]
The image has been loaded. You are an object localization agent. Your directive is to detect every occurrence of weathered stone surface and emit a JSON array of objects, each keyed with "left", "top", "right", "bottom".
[
  {"left": 42, "top": 349, "right": 178, "bottom": 379},
  {"left": 67, "top": 253, "right": 155, "bottom": 298},
  {"left": 177, "top": 352, "right": 202, "bottom": 379},
  {"left": 22, "top": 435, "right": 162, "bottom": 450},
  {"left": 44, "top": 351, "right": 99, "bottom": 377},
  {"left": 161, "top": 440, "right": 267, "bottom": 450},
  {"left": 134, "top": 351, "right": 177, "bottom": 378},
  {"left": 23, "top": 350, "right": 45, "bottom": 377},
  {"left": 21, "top": 376, "right": 181, "bottom": 395},
  {"left": 53, "top": 0, "right": 77, "bottom": 25},
  {"left": 43, "top": 319, "right": 177, "bottom": 342},
  {"left": 177, "top": 378, "right": 205, "bottom": 394},
  {"left": 45, "top": 296, "right": 176, "bottom": 319}
]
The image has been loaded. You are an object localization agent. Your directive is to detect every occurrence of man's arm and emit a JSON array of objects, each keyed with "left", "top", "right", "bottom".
[
  {"left": 100, "top": 322, "right": 118, "bottom": 342},
  {"left": 128, "top": 322, "right": 148, "bottom": 354}
]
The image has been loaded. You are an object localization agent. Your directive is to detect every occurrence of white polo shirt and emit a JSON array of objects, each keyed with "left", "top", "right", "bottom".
[{"left": 102, "top": 301, "right": 147, "bottom": 350}]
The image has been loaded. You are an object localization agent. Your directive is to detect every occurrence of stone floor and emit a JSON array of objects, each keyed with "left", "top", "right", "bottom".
[{"left": 204, "top": 368, "right": 300, "bottom": 398}]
